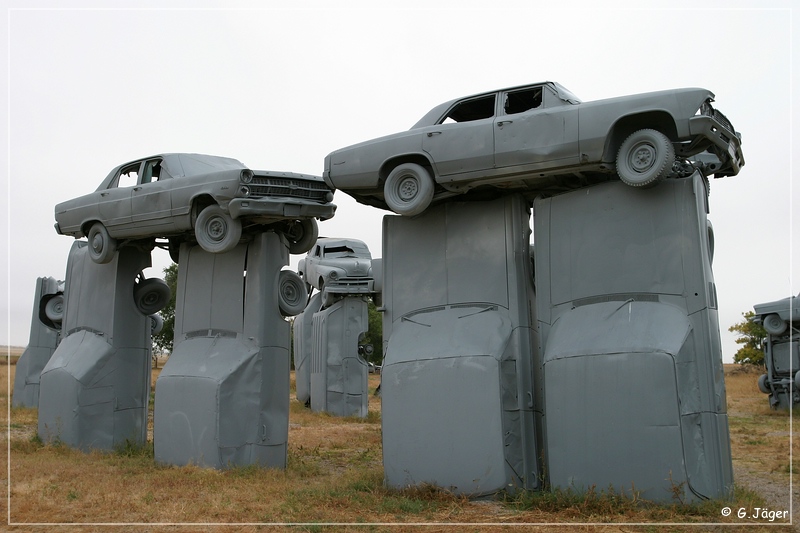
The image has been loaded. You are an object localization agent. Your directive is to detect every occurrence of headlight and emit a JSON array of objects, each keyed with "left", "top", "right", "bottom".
[
  {"left": 328, "top": 271, "right": 339, "bottom": 281},
  {"left": 239, "top": 186, "right": 251, "bottom": 196},
  {"left": 240, "top": 169, "right": 254, "bottom": 183},
  {"left": 700, "top": 100, "right": 714, "bottom": 116}
]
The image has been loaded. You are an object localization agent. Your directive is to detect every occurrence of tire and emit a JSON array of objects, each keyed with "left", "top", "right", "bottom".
[
  {"left": 194, "top": 205, "right": 242, "bottom": 254},
  {"left": 757, "top": 374, "right": 771, "bottom": 394},
  {"left": 87, "top": 222, "right": 117, "bottom": 264},
  {"left": 44, "top": 294, "right": 65, "bottom": 324},
  {"left": 134, "top": 278, "right": 171, "bottom": 315},
  {"left": 763, "top": 313, "right": 788, "bottom": 336},
  {"left": 278, "top": 270, "right": 308, "bottom": 317},
  {"left": 616, "top": 129, "right": 675, "bottom": 188},
  {"left": 384, "top": 163, "right": 435, "bottom": 216},
  {"left": 149, "top": 313, "right": 164, "bottom": 335},
  {"left": 168, "top": 239, "right": 180, "bottom": 264},
  {"left": 284, "top": 219, "right": 318, "bottom": 255}
]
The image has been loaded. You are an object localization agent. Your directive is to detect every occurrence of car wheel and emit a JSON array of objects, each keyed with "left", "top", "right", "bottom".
[
  {"left": 44, "top": 294, "right": 65, "bottom": 324},
  {"left": 384, "top": 163, "right": 435, "bottom": 216},
  {"left": 284, "top": 219, "right": 318, "bottom": 255},
  {"left": 134, "top": 277, "right": 171, "bottom": 315},
  {"left": 87, "top": 222, "right": 117, "bottom": 264},
  {"left": 763, "top": 313, "right": 788, "bottom": 336},
  {"left": 194, "top": 205, "right": 242, "bottom": 254},
  {"left": 168, "top": 239, "right": 181, "bottom": 264},
  {"left": 278, "top": 270, "right": 307, "bottom": 317},
  {"left": 757, "top": 374, "right": 771, "bottom": 394},
  {"left": 149, "top": 313, "right": 164, "bottom": 335},
  {"left": 616, "top": 129, "right": 675, "bottom": 188}
]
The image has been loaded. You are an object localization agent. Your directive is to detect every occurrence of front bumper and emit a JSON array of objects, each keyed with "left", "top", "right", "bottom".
[
  {"left": 228, "top": 198, "right": 337, "bottom": 222},
  {"left": 687, "top": 114, "right": 745, "bottom": 177}
]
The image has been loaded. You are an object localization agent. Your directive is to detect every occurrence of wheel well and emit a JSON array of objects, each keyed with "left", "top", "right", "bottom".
[
  {"left": 191, "top": 195, "right": 217, "bottom": 225},
  {"left": 603, "top": 112, "right": 678, "bottom": 162},
  {"left": 81, "top": 220, "right": 100, "bottom": 237},
  {"left": 378, "top": 154, "right": 435, "bottom": 183}
]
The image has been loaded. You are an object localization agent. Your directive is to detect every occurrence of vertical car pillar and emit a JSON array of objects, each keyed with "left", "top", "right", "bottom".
[
  {"left": 534, "top": 173, "right": 733, "bottom": 503},
  {"left": 380, "top": 194, "right": 540, "bottom": 496},
  {"left": 13, "top": 276, "right": 64, "bottom": 408},
  {"left": 309, "top": 296, "right": 370, "bottom": 417},
  {"left": 37, "top": 242, "right": 156, "bottom": 451},
  {"left": 154, "top": 231, "right": 291, "bottom": 469}
]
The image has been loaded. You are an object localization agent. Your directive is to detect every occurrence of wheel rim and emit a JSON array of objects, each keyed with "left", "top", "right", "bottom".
[
  {"left": 206, "top": 216, "right": 227, "bottom": 242},
  {"left": 629, "top": 142, "right": 656, "bottom": 173},
  {"left": 91, "top": 233, "right": 105, "bottom": 254},
  {"left": 140, "top": 291, "right": 160, "bottom": 308},
  {"left": 398, "top": 176, "right": 419, "bottom": 201},
  {"left": 282, "top": 281, "right": 300, "bottom": 306}
]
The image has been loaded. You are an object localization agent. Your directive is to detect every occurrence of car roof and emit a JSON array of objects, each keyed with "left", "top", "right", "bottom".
[
  {"left": 410, "top": 81, "right": 581, "bottom": 129},
  {"left": 98, "top": 153, "right": 245, "bottom": 189}
]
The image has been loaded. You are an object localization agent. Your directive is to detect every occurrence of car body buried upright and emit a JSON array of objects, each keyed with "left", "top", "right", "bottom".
[
  {"left": 55, "top": 153, "right": 337, "bottom": 263},
  {"left": 323, "top": 82, "right": 745, "bottom": 215}
]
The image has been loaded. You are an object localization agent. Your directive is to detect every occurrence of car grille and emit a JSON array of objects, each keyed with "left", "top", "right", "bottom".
[
  {"left": 248, "top": 177, "right": 331, "bottom": 202},
  {"left": 713, "top": 109, "right": 735, "bottom": 134}
]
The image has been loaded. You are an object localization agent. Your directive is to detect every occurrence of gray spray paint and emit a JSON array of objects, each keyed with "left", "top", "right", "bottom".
[
  {"left": 38, "top": 242, "right": 155, "bottom": 451},
  {"left": 153, "top": 232, "right": 290, "bottom": 469},
  {"left": 380, "top": 194, "right": 540, "bottom": 496},
  {"left": 309, "top": 296, "right": 370, "bottom": 418},
  {"left": 534, "top": 173, "right": 733, "bottom": 502},
  {"left": 13, "top": 277, "right": 64, "bottom": 408}
]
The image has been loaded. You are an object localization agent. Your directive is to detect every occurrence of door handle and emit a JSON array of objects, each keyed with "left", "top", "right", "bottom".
[
  {"left": 427, "top": 131, "right": 442, "bottom": 137},
  {"left": 100, "top": 192, "right": 109, "bottom": 197},
  {"left": 133, "top": 187, "right": 142, "bottom": 191},
  {"left": 497, "top": 120, "right": 513, "bottom": 127}
]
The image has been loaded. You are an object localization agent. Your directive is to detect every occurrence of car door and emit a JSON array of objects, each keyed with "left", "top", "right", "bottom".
[
  {"left": 422, "top": 94, "right": 496, "bottom": 179},
  {"left": 493, "top": 84, "right": 580, "bottom": 171},
  {"left": 131, "top": 158, "right": 176, "bottom": 232},
  {"left": 97, "top": 163, "right": 137, "bottom": 233}
]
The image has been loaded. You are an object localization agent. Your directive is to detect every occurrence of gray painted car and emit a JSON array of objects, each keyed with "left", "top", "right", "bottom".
[
  {"left": 323, "top": 82, "right": 745, "bottom": 215},
  {"left": 298, "top": 238, "right": 374, "bottom": 306},
  {"left": 55, "top": 153, "right": 337, "bottom": 263}
]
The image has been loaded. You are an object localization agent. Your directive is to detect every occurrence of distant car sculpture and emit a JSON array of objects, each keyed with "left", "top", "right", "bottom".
[
  {"left": 55, "top": 153, "right": 337, "bottom": 263},
  {"left": 324, "top": 82, "right": 744, "bottom": 215},
  {"left": 752, "top": 294, "right": 800, "bottom": 409},
  {"left": 298, "top": 238, "right": 374, "bottom": 307}
]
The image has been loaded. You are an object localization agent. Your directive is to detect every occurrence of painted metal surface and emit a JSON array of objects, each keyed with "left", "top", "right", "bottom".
[
  {"left": 37, "top": 242, "right": 155, "bottom": 451},
  {"left": 381, "top": 194, "right": 539, "bottom": 496},
  {"left": 324, "top": 83, "right": 744, "bottom": 214},
  {"left": 309, "top": 296, "right": 370, "bottom": 418},
  {"left": 752, "top": 294, "right": 800, "bottom": 409},
  {"left": 13, "top": 276, "right": 64, "bottom": 408},
  {"left": 534, "top": 173, "right": 733, "bottom": 502},
  {"left": 153, "top": 232, "right": 290, "bottom": 469}
]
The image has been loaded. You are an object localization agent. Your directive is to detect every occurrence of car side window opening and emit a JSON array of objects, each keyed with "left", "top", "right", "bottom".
[
  {"left": 439, "top": 95, "right": 496, "bottom": 124},
  {"left": 504, "top": 87, "right": 543, "bottom": 115},
  {"left": 116, "top": 162, "right": 141, "bottom": 189},
  {"left": 140, "top": 160, "right": 162, "bottom": 185}
]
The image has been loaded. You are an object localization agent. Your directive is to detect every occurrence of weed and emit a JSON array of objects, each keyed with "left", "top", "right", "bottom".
[{"left": 114, "top": 438, "right": 154, "bottom": 459}]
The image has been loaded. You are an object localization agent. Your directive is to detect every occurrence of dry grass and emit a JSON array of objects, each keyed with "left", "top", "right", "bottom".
[{"left": 1, "top": 356, "right": 796, "bottom": 532}]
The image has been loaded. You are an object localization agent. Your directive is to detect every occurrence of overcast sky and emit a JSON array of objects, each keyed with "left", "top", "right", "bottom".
[{"left": 2, "top": 0, "right": 797, "bottom": 364}]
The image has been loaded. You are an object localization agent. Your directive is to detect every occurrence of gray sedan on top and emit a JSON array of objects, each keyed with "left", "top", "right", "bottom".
[
  {"left": 55, "top": 153, "right": 337, "bottom": 263},
  {"left": 323, "top": 82, "right": 744, "bottom": 215}
]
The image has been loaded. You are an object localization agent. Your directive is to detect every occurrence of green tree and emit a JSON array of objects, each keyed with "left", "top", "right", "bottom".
[
  {"left": 152, "top": 262, "right": 178, "bottom": 354},
  {"left": 362, "top": 298, "right": 384, "bottom": 365},
  {"left": 728, "top": 310, "right": 767, "bottom": 366}
]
